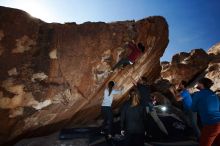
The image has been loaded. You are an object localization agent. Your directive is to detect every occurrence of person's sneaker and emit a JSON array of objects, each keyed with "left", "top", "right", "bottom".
[
  {"left": 107, "top": 134, "right": 112, "bottom": 139},
  {"left": 100, "top": 130, "right": 105, "bottom": 135}
]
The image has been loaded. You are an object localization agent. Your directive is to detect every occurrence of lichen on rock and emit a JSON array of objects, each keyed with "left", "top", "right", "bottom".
[
  {"left": 12, "top": 35, "right": 36, "bottom": 53},
  {"left": 49, "top": 49, "right": 57, "bottom": 59}
]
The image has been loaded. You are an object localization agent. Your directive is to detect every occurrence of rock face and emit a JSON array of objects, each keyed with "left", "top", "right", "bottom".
[
  {"left": 161, "top": 42, "right": 220, "bottom": 95},
  {"left": 206, "top": 43, "right": 220, "bottom": 94},
  {"left": 205, "top": 63, "right": 220, "bottom": 94},
  {"left": 208, "top": 42, "right": 220, "bottom": 56},
  {"left": 161, "top": 49, "right": 210, "bottom": 85},
  {"left": 0, "top": 6, "right": 169, "bottom": 144}
]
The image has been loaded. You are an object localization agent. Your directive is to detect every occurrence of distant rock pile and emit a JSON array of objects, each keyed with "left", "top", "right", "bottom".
[
  {"left": 161, "top": 42, "right": 220, "bottom": 95},
  {"left": 161, "top": 49, "right": 210, "bottom": 85}
]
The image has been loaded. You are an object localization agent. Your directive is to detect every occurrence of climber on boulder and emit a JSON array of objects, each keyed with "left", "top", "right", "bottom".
[{"left": 112, "top": 41, "right": 145, "bottom": 71}]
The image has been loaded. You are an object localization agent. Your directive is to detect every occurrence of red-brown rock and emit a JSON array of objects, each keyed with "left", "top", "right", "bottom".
[
  {"left": 161, "top": 49, "right": 210, "bottom": 85},
  {"left": 161, "top": 42, "right": 220, "bottom": 97},
  {"left": 0, "top": 6, "right": 169, "bottom": 144},
  {"left": 206, "top": 43, "right": 220, "bottom": 94}
]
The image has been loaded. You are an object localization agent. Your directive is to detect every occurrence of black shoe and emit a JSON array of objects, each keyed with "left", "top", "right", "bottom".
[
  {"left": 100, "top": 130, "right": 105, "bottom": 135},
  {"left": 107, "top": 134, "right": 112, "bottom": 139}
]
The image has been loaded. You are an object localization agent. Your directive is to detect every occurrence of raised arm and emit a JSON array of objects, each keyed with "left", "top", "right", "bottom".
[
  {"left": 112, "top": 87, "right": 124, "bottom": 95},
  {"left": 112, "top": 90, "right": 121, "bottom": 94}
]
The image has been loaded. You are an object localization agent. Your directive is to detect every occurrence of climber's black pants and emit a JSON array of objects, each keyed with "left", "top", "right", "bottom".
[
  {"left": 101, "top": 106, "right": 113, "bottom": 135},
  {"left": 124, "top": 133, "right": 145, "bottom": 146},
  {"left": 112, "top": 57, "right": 131, "bottom": 70}
]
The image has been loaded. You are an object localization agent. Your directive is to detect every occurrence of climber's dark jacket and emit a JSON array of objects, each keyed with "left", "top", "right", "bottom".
[
  {"left": 137, "top": 83, "right": 152, "bottom": 107},
  {"left": 121, "top": 101, "right": 147, "bottom": 134}
]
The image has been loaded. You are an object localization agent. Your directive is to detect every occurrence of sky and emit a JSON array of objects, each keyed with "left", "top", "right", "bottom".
[{"left": 0, "top": 0, "right": 220, "bottom": 61}]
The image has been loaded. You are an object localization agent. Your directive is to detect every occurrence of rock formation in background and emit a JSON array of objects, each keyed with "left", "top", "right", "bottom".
[
  {"left": 161, "top": 49, "right": 210, "bottom": 85},
  {"left": 208, "top": 42, "right": 220, "bottom": 62},
  {"left": 161, "top": 42, "right": 220, "bottom": 95},
  {"left": 205, "top": 43, "right": 220, "bottom": 94},
  {"left": 0, "top": 6, "right": 168, "bottom": 145}
]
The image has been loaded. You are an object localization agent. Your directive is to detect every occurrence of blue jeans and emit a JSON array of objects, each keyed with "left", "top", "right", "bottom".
[{"left": 184, "top": 109, "right": 201, "bottom": 139}]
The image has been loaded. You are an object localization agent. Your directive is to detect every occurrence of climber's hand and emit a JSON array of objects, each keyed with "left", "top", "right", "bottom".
[{"left": 133, "top": 82, "right": 137, "bottom": 87}]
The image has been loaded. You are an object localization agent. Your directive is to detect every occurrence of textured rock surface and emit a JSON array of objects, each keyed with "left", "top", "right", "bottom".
[
  {"left": 161, "top": 42, "right": 220, "bottom": 96},
  {"left": 0, "top": 6, "right": 168, "bottom": 144},
  {"left": 205, "top": 63, "right": 220, "bottom": 94},
  {"left": 208, "top": 42, "right": 220, "bottom": 56},
  {"left": 206, "top": 43, "right": 220, "bottom": 94},
  {"left": 161, "top": 49, "right": 210, "bottom": 85}
]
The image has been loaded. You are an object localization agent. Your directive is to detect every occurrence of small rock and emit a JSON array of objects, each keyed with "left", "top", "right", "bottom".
[{"left": 31, "top": 72, "right": 48, "bottom": 82}]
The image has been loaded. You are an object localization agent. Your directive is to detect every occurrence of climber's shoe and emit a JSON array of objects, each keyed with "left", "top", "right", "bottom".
[
  {"left": 107, "top": 134, "right": 112, "bottom": 139},
  {"left": 100, "top": 130, "right": 105, "bottom": 135}
]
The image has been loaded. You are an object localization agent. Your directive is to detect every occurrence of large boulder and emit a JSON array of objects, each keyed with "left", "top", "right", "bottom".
[
  {"left": 0, "top": 6, "right": 169, "bottom": 144},
  {"left": 161, "top": 49, "right": 210, "bottom": 85}
]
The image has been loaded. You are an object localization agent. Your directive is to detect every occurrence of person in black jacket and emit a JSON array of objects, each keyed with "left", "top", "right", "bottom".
[
  {"left": 132, "top": 77, "right": 152, "bottom": 113},
  {"left": 120, "top": 88, "right": 147, "bottom": 146}
]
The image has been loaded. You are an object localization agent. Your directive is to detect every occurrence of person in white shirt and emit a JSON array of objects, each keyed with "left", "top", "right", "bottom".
[{"left": 101, "top": 81, "right": 123, "bottom": 138}]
